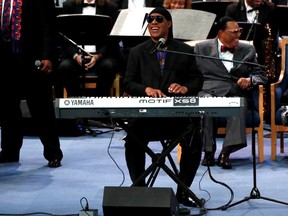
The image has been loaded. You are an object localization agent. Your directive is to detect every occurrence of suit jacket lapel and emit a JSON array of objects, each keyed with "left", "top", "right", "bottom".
[
  {"left": 146, "top": 41, "right": 162, "bottom": 79},
  {"left": 212, "top": 38, "right": 227, "bottom": 72},
  {"left": 232, "top": 46, "right": 246, "bottom": 67},
  {"left": 121, "top": 0, "right": 128, "bottom": 9}
]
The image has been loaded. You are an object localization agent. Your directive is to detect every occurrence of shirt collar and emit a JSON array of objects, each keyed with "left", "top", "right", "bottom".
[
  {"left": 84, "top": 0, "right": 95, "bottom": 3},
  {"left": 218, "top": 39, "right": 224, "bottom": 53},
  {"left": 244, "top": 1, "right": 254, "bottom": 13}
]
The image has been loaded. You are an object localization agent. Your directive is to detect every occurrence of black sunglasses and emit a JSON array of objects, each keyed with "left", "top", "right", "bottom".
[
  {"left": 147, "top": 16, "right": 165, "bottom": 23},
  {"left": 226, "top": 28, "right": 243, "bottom": 34}
]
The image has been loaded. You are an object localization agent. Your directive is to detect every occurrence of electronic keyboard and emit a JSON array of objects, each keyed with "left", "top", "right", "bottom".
[{"left": 55, "top": 96, "right": 244, "bottom": 118}]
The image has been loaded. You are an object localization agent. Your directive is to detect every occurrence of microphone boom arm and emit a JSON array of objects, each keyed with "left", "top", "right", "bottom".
[
  {"left": 159, "top": 48, "right": 267, "bottom": 69},
  {"left": 58, "top": 32, "right": 93, "bottom": 57}
]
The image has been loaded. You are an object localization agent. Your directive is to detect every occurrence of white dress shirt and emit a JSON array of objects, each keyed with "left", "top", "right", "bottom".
[
  {"left": 128, "top": 0, "right": 145, "bottom": 8},
  {"left": 82, "top": 0, "right": 97, "bottom": 53},
  {"left": 218, "top": 40, "right": 233, "bottom": 72},
  {"left": 245, "top": 1, "right": 258, "bottom": 23}
]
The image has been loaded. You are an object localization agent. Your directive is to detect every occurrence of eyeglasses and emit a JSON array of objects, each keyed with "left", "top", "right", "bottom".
[
  {"left": 147, "top": 16, "right": 165, "bottom": 23},
  {"left": 225, "top": 28, "right": 243, "bottom": 34}
]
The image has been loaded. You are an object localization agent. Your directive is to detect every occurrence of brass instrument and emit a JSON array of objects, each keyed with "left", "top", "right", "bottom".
[
  {"left": 263, "top": 24, "right": 277, "bottom": 123},
  {"left": 264, "top": 24, "right": 276, "bottom": 81}
]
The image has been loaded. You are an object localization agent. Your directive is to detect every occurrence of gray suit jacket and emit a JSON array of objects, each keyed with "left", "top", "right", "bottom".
[{"left": 194, "top": 38, "right": 267, "bottom": 97}]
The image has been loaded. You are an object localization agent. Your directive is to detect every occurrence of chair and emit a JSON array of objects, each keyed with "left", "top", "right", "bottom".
[
  {"left": 63, "top": 73, "right": 121, "bottom": 98},
  {"left": 110, "top": 73, "right": 121, "bottom": 96},
  {"left": 178, "top": 86, "right": 265, "bottom": 163},
  {"left": 270, "top": 39, "right": 288, "bottom": 160},
  {"left": 217, "top": 86, "right": 265, "bottom": 163},
  {"left": 61, "top": 74, "right": 121, "bottom": 136}
]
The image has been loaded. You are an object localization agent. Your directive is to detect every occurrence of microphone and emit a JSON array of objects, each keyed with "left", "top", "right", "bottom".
[
  {"left": 151, "top": 38, "right": 166, "bottom": 54},
  {"left": 35, "top": 60, "right": 43, "bottom": 70}
]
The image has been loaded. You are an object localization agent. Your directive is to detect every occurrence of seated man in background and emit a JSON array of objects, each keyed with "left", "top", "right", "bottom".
[
  {"left": 195, "top": 16, "right": 268, "bottom": 169},
  {"left": 54, "top": 0, "right": 120, "bottom": 97},
  {"left": 163, "top": 0, "right": 192, "bottom": 9}
]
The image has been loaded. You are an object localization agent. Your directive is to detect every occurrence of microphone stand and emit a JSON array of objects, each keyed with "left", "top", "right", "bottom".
[
  {"left": 246, "top": 11, "right": 259, "bottom": 41},
  {"left": 58, "top": 32, "right": 93, "bottom": 95},
  {"left": 158, "top": 48, "right": 288, "bottom": 209},
  {"left": 222, "top": 86, "right": 288, "bottom": 210},
  {"left": 222, "top": 13, "right": 288, "bottom": 209},
  {"left": 59, "top": 32, "right": 93, "bottom": 57},
  {"left": 158, "top": 48, "right": 267, "bottom": 70}
]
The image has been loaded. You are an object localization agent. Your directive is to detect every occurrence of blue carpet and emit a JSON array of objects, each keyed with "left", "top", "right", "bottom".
[{"left": 1, "top": 125, "right": 288, "bottom": 216}]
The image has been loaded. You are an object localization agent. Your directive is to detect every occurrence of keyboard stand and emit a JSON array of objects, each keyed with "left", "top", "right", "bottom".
[
  {"left": 146, "top": 140, "right": 180, "bottom": 187},
  {"left": 116, "top": 120, "right": 205, "bottom": 209}
]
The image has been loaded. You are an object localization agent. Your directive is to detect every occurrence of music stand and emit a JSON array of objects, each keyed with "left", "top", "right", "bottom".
[
  {"left": 192, "top": 0, "right": 236, "bottom": 38},
  {"left": 57, "top": 14, "right": 112, "bottom": 46},
  {"left": 109, "top": 7, "right": 153, "bottom": 48},
  {"left": 237, "top": 22, "right": 262, "bottom": 41},
  {"left": 168, "top": 9, "right": 216, "bottom": 41},
  {"left": 237, "top": 22, "right": 268, "bottom": 66}
]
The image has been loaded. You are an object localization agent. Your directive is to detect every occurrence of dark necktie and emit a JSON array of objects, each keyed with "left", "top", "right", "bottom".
[
  {"left": 82, "top": 3, "right": 95, "bottom": 7},
  {"left": 247, "top": 7, "right": 259, "bottom": 13},
  {"left": 221, "top": 45, "right": 234, "bottom": 53},
  {"left": 157, "top": 51, "right": 166, "bottom": 77}
]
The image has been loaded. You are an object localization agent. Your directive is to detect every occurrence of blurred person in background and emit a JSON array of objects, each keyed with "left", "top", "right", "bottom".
[
  {"left": 163, "top": 0, "right": 192, "bottom": 9},
  {"left": 225, "top": 0, "right": 278, "bottom": 67}
]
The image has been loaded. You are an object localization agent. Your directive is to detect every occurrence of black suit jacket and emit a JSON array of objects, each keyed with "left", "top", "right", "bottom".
[
  {"left": 195, "top": 38, "right": 268, "bottom": 97},
  {"left": 225, "top": 0, "right": 275, "bottom": 25},
  {"left": 63, "top": 0, "right": 119, "bottom": 24},
  {"left": 123, "top": 38, "right": 203, "bottom": 96},
  {"left": 19, "top": 0, "right": 57, "bottom": 61}
]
